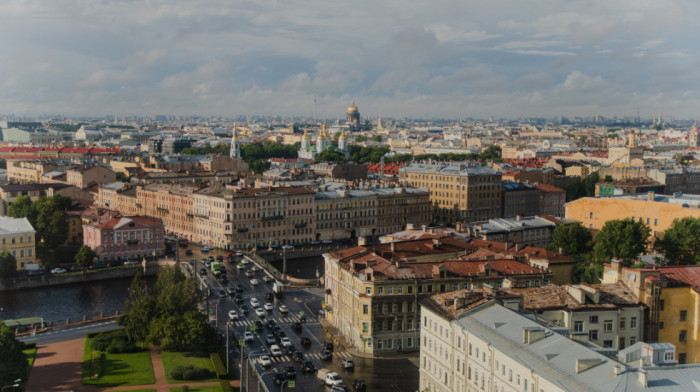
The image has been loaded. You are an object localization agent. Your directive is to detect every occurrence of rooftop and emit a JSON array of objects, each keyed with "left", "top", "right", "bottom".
[{"left": 0, "top": 217, "right": 35, "bottom": 234}]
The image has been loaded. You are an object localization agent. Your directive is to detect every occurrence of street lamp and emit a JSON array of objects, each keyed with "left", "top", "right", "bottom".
[{"left": 1, "top": 379, "right": 21, "bottom": 392}]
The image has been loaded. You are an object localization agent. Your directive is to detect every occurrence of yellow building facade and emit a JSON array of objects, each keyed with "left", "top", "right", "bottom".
[{"left": 0, "top": 217, "right": 37, "bottom": 269}]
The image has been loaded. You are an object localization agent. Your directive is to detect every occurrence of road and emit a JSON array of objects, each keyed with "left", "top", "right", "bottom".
[{"left": 18, "top": 320, "right": 120, "bottom": 345}]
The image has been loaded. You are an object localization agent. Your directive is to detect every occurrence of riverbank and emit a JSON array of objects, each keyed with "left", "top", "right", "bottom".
[{"left": 0, "top": 260, "right": 173, "bottom": 292}]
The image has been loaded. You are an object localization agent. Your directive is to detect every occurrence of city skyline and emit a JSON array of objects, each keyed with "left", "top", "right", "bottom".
[{"left": 2, "top": 0, "right": 700, "bottom": 118}]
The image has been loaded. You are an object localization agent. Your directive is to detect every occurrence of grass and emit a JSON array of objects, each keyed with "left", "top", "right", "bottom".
[
  {"left": 23, "top": 346, "right": 37, "bottom": 382},
  {"left": 82, "top": 336, "right": 155, "bottom": 387},
  {"left": 169, "top": 386, "right": 223, "bottom": 392},
  {"left": 161, "top": 350, "right": 218, "bottom": 383}
]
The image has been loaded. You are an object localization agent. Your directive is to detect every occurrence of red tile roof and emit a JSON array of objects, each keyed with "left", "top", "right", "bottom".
[{"left": 658, "top": 265, "right": 700, "bottom": 293}]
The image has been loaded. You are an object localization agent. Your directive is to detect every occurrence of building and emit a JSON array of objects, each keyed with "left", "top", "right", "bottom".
[
  {"left": 399, "top": 162, "right": 502, "bottom": 223},
  {"left": 501, "top": 182, "right": 541, "bottom": 218},
  {"left": 607, "top": 130, "right": 644, "bottom": 165},
  {"left": 346, "top": 101, "right": 361, "bottom": 130},
  {"left": 595, "top": 180, "right": 665, "bottom": 197},
  {"left": 161, "top": 137, "right": 192, "bottom": 154},
  {"left": 0, "top": 217, "right": 36, "bottom": 269},
  {"left": 0, "top": 183, "right": 80, "bottom": 216},
  {"left": 419, "top": 298, "right": 700, "bottom": 392},
  {"left": 647, "top": 167, "right": 700, "bottom": 195},
  {"left": 323, "top": 237, "right": 552, "bottom": 355},
  {"left": 603, "top": 260, "right": 700, "bottom": 363},
  {"left": 66, "top": 165, "right": 117, "bottom": 188},
  {"left": 534, "top": 183, "right": 566, "bottom": 217},
  {"left": 468, "top": 216, "right": 556, "bottom": 249},
  {"left": 565, "top": 193, "right": 700, "bottom": 242},
  {"left": 689, "top": 122, "right": 699, "bottom": 147},
  {"left": 6, "top": 161, "right": 57, "bottom": 183},
  {"left": 83, "top": 216, "right": 165, "bottom": 262},
  {"left": 136, "top": 184, "right": 196, "bottom": 241}
]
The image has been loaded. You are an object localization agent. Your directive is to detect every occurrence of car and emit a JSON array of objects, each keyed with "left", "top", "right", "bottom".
[
  {"left": 226, "top": 287, "right": 236, "bottom": 296},
  {"left": 291, "top": 322, "right": 302, "bottom": 332},
  {"left": 70, "top": 265, "right": 83, "bottom": 272},
  {"left": 270, "top": 344, "right": 282, "bottom": 357},
  {"left": 255, "top": 307, "right": 266, "bottom": 317},
  {"left": 51, "top": 268, "right": 68, "bottom": 274},
  {"left": 302, "top": 360, "right": 316, "bottom": 374},
  {"left": 236, "top": 284, "right": 244, "bottom": 293},
  {"left": 284, "top": 365, "right": 296, "bottom": 379},
  {"left": 204, "top": 261, "right": 211, "bottom": 268},
  {"left": 322, "top": 239, "right": 333, "bottom": 245},
  {"left": 324, "top": 342, "right": 334, "bottom": 352},
  {"left": 244, "top": 331, "right": 254, "bottom": 342},
  {"left": 251, "top": 265, "right": 260, "bottom": 272},
  {"left": 240, "top": 305, "right": 249, "bottom": 314},
  {"left": 259, "top": 355, "right": 272, "bottom": 368},
  {"left": 279, "top": 304, "right": 288, "bottom": 314},
  {"left": 342, "top": 358, "right": 354, "bottom": 369},
  {"left": 321, "top": 350, "right": 333, "bottom": 361},
  {"left": 353, "top": 379, "right": 367, "bottom": 392},
  {"left": 272, "top": 326, "right": 282, "bottom": 337},
  {"left": 240, "top": 258, "right": 250, "bottom": 265},
  {"left": 264, "top": 302, "right": 274, "bottom": 311},
  {"left": 266, "top": 334, "right": 276, "bottom": 345},
  {"left": 331, "top": 386, "right": 351, "bottom": 392},
  {"left": 235, "top": 251, "right": 244, "bottom": 257},
  {"left": 236, "top": 263, "right": 245, "bottom": 270},
  {"left": 297, "top": 311, "right": 307, "bottom": 322},
  {"left": 201, "top": 245, "right": 212, "bottom": 252},
  {"left": 218, "top": 289, "right": 226, "bottom": 298},
  {"left": 228, "top": 310, "right": 239, "bottom": 321},
  {"left": 208, "top": 255, "right": 215, "bottom": 262},
  {"left": 324, "top": 371, "right": 342, "bottom": 386},
  {"left": 199, "top": 268, "right": 207, "bottom": 275},
  {"left": 216, "top": 255, "right": 224, "bottom": 261},
  {"left": 280, "top": 336, "right": 292, "bottom": 347},
  {"left": 284, "top": 345, "right": 296, "bottom": 356},
  {"left": 234, "top": 294, "right": 243, "bottom": 303},
  {"left": 300, "top": 337, "right": 311, "bottom": 346},
  {"left": 266, "top": 319, "right": 277, "bottom": 329},
  {"left": 220, "top": 275, "right": 228, "bottom": 284},
  {"left": 250, "top": 297, "right": 260, "bottom": 308},
  {"left": 292, "top": 351, "right": 304, "bottom": 362},
  {"left": 264, "top": 292, "right": 274, "bottom": 301},
  {"left": 124, "top": 260, "right": 139, "bottom": 266},
  {"left": 282, "top": 244, "right": 294, "bottom": 250},
  {"left": 201, "top": 257, "right": 208, "bottom": 263},
  {"left": 250, "top": 278, "right": 260, "bottom": 286},
  {"left": 254, "top": 320, "right": 264, "bottom": 331},
  {"left": 273, "top": 373, "right": 287, "bottom": 385},
  {"left": 276, "top": 331, "right": 287, "bottom": 342},
  {"left": 185, "top": 249, "right": 193, "bottom": 255},
  {"left": 262, "top": 275, "right": 272, "bottom": 283},
  {"left": 310, "top": 240, "right": 321, "bottom": 246},
  {"left": 245, "top": 270, "right": 254, "bottom": 277}
]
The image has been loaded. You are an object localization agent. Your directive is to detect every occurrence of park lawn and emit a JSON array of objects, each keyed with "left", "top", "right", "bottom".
[
  {"left": 161, "top": 350, "right": 219, "bottom": 383},
  {"left": 169, "top": 386, "right": 223, "bottom": 392},
  {"left": 82, "top": 336, "right": 155, "bottom": 387},
  {"left": 23, "top": 346, "right": 37, "bottom": 380}
]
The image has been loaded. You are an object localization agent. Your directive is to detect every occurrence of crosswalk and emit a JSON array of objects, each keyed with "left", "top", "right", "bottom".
[
  {"left": 230, "top": 315, "right": 317, "bottom": 327},
  {"left": 263, "top": 350, "right": 353, "bottom": 363}
]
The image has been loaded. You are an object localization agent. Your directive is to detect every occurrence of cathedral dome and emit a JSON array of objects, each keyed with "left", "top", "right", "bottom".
[{"left": 347, "top": 101, "right": 359, "bottom": 114}]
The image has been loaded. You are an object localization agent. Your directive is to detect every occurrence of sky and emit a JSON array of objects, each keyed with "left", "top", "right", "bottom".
[{"left": 1, "top": 0, "right": 700, "bottom": 119}]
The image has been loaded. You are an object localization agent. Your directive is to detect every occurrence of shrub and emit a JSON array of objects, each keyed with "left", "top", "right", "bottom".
[
  {"left": 24, "top": 342, "right": 36, "bottom": 349},
  {"left": 220, "top": 381, "right": 234, "bottom": 392},
  {"left": 210, "top": 352, "right": 227, "bottom": 379},
  {"left": 181, "top": 386, "right": 189, "bottom": 392},
  {"left": 171, "top": 365, "right": 213, "bottom": 381},
  {"left": 106, "top": 339, "right": 137, "bottom": 353}
]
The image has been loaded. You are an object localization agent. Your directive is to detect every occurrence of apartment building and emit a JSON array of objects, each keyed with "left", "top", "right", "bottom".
[
  {"left": 374, "top": 187, "right": 431, "bottom": 237},
  {"left": 399, "top": 162, "right": 502, "bottom": 223},
  {"left": 0, "top": 217, "right": 36, "bottom": 269},
  {"left": 419, "top": 299, "right": 698, "bottom": 392},
  {"left": 6, "top": 160, "right": 56, "bottom": 183},
  {"left": 83, "top": 216, "right": 165, "bottom": 262},
  {"left": 534, "top": 183, "right": 566, "bottom": 217},
  {"left": 96, "top": 183, "right": 140, "bottom": 216},
  {"left": 603, "top": 260, "right": 700, "bottom": 364},
  {"left": 65, "top": 165, "right": 116, "bottom": 188},
  {"left": 136, "top": 183, "right": 197, "bottom": 241},
  {"left": 192, "top": 187, "right": 235, "bottom": 249},
  {"left": 566, "top": 192, "right": 700, "bottom": 242},
  {"left": 323, "top": 237, "right": 552, "bottom": 355},
  {"left": 468, "top": 216, "right": 556, "bottom": 249},
  {"left": 229, "top": 187, "right": 315, "bottom": 249}
]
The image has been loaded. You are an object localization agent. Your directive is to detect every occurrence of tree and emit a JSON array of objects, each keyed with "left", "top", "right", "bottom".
[
  {"left": 315, "top": 150, "right": 347, "bottom": 163},
  {"left": 6, "top": 196, "right": 34, "bottom": 222},
  {"left": 0, "top": 321, "right": 27, "bottom": 386},
  {"left": 354, "top": 135, "right": 367, "bottom": 142},
  {"left": 74, "top": 246, "right": 96, "bottom": 269},
  {"left": 657, "top": 217, "right": 700, "bottom": 265},
  {"left": 0, "top": 251, "right": 16, "bottom": 278},
  {"left": 572, "top": 259, "right": 604, "bottom": 284},
  {"left": 593, "top": 219, "right": 650, "bottom": 265},
  {"left": 373, "top": 135, "right": 383, "bottom": 142},
  {"left": 548, "top": 223, "right": 592, "bottom": 257},
  {"left": 118, "top": 272, "right": 154, "bottom": 346}
]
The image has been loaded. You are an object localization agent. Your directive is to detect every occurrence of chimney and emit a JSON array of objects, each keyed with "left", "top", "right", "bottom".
[
  {"left": 647, "top": 191, "right": 655, "bottom": 201},
  {"left": 638, "top": 369, "right": 647, "bottom": 388},
  {"left": 422, "top": 225, "right": 427, "bottom": 232},
  {"left": 432, "top": 238, "right": 441, "bottom": 248},
  {"left": 358, "top": 237, "right": 367, "bottom": 246},
  {"left": 516, "top": 215, "right": 522, "bottom": 221},
  {"left": 558, "top": 247, "right": 564, "bottom": 255},
  {"left": 390, "top": 241, "right": 396, "bottom": 253},
  {"left": 406, "top": 223, "right": 415, "bottom": 230},
  {"left": 515, "top": 243, "right": 522, "bottom": 252},
  {"left": 522, "top": 327, "right": 546, "bottom": 344},
  {"left": 575, "top": 358, "right": 604, "bottom": 374},
  {"left": 613, "top": 365, "right": 621, "bottom": 376}
]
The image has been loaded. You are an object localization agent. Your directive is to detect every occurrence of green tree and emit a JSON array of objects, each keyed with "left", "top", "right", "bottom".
[
  {"left": 6, "top": 196, "right": 34, "bottom": 223},
  {"left": 548, "top": 223, "right": 592, "bottom": 257},
  {"left": 0, "top": 321, "right": 27, "bottom": 386},
  {"left": 593, "top": 219, "right": 650, "bottom": 265},
  {"left": 572, "top": 259, "right": 604, "bottom": 284},
  {"left": 315, "top": 150, "right": 347, "bottom": 163},
  {"left": 74, "top": 246, "right": 96, "bottom": 269},
  {"left": 0, "top": 250, "right": 16, "bottom": 278},
  {"left": 373, "top": 135, "right": 383, "bottom": 142},
  {"left": 118, "top": 272, "right": 154, "bottom": 346},
  {"left": 355, "top": 135, "right": 367, "bottom": 142},
  {"left": 657, "top": 217, "right": 700, "bottom": 265}
]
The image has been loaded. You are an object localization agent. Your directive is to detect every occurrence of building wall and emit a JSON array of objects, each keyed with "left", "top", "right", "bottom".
[
  {"left": 0, "top": 230, "right": 36, "bottom": 269},
  {"left": 658, "top": 287, "right": 699, "bottom": 364},
  {"left": 83, "top": 219, "right": 164, "bottom": 261},
  {"left": 502, "top": 188, "right": 541, "bottom": 218}
]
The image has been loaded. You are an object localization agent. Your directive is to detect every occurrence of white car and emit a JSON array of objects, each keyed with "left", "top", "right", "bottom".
[
  {"left": 124, "top": 260, "right": 139, "bottom": 265},
  {"left": 325, "top": 371, "right": 343, "bottom": 386},
  {"left": 251, "top": 266, "right": 260, "bottom": 272},
  {"left": 270, "top": 344, "right": 282, "bottom": 356},
  {"left": 264, "top": 302, "right": 274, "bottom": 311},
  {"left": 244, "top": 331, "right": 254, "bottom": 342},
  {"left": 282, "top": 245, "right": 294, "bottom": 250},
  {"left": 262, "top": 275, "right": 272, "bottom": 283},
  {"left": 245, "top": 270, "right": 254, "bottom": 277},
  {"left": 259, "top": 355, "right": 272, "bottom": 367},
  {"left": 51, "top": 268, "right": 67, "bottom": 274},
  {"left": 250, "top": 298, "right": 260, "bottom": 308},
  {"left": 255, "top": 307, "right": 266, "bottom": 317},
  {"left": 250, "top": 278, "right": 260, "bottom": 286},
  {"left": 240, "top": 258, "right": 250, "bottom": 265},
  {"left": 228, "top": 310, "right": 239, "bottom": 321},
  {"left": 235, "top": 251, "right": 244, "bottom": 257},
  {"left": 280, "top": 336, "right": 292, "bottom": 347},
  {"left": 202, "top": 245, "right": 212, "bottom": 252},
  {"left": 279, "top": 304, "right": 288, "bottom": 314}
]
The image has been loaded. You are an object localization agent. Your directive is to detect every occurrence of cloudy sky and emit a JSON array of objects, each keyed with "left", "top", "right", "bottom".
[{"left": 2, "top": 0, "right": 700, "bottom": 119}]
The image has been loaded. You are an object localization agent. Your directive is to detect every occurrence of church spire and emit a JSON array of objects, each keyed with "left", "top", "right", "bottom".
[{"left": 230, "top": 118, "right": 240, "bottom": 158}]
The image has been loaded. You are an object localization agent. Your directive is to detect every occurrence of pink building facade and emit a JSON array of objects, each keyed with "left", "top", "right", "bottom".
[{"left": 83, "top": 216, "right": 165, "bottom": 262}]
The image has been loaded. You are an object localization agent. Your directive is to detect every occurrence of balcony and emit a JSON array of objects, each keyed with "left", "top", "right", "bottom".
[
  {"left": 126, "top": 239, "right": 139, "bottom": 245},
  {"left": 237, "top": 227, "right": 249, "bottom": 232},
  {"left": 261, "top": 215, "right": 284, "bottom": 221},
  {"left": 295, "top": 222, "right": 307, "bottom": 228},
  {"left": 156, "top": 207, "right": 169, "bottom": 213}
]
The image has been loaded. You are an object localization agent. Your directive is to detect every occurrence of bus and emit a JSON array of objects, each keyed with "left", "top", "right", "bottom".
[{"left": 211, "top": 262, "right": 222, "bottom": 277}]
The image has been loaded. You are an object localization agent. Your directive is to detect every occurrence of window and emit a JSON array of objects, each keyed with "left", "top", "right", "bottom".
[
  {"left": 680, "top": 310, "right": 687, "bottom": 322},
  {"left": 589, "top": 330, "right": 598, "bottom": 340},
  {"left": 407, "top": 286, "right": 413, "bottom": 294},
  {"left": 603, "top": 340, "right": 613, "bottom": 348},
  {"left": 619, "top": 338, "right": 625, "bottom": 349},
  {"left": 659, "top": 300, "right": 664, "bottom": 310},
  {"left": 679, "top": 330, "right": 687, "bottom": 342},
  {"left": 630, "top": 336, "right": 637, "bottom": 345},
  {"left": 589, "top": 315, "right": 598, "bottom": 323},
  {"left": 574, "top": 321, "right": 583, "bottom": 332},
  {"left": 619, "top": 318, "right": 626, "bottom": 329},
  {"left": 630, "top": 317, "right": 637, "bottom": 329},
  {"left": 387, "top": 286, "right": 393, "bottom": 294},
  {"left": 604, "top": 320, "right": 613, "bottom": 332},
  {"left": 664, "top": 352, "right": 674, "bottom": 361},
  {"left": 363, "top": 305, "right": 368, "bottom": 314},
  {"left": 366, "top": 287, "right": 372, "bottom": 295},
  {"left": 397, "top": 286, "right": 403, "bottom": 294},
  {"left": 659, "top": 322, "right": 664, "bottom": 330},
  {"left": 378, "top": 287, "right": 384, "bottom": 294},
  {"left": 678, "top": 353, "right": 686, "bottom": 364}
]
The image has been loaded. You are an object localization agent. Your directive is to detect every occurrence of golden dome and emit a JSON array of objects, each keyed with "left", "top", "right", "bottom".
[
  {"left": 339, "top": 130, "right": 346, "bottom": 139},
  {"left": 347, "top": 100, "right": 358, "bottom": 113}
]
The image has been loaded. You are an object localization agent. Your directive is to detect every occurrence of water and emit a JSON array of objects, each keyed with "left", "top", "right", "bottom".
[
  {"left": 270, "top": 255, "right": 325, "bottom": 279},
  {"left": 0, "top": 277, "right": 142, "bottom": 323}
]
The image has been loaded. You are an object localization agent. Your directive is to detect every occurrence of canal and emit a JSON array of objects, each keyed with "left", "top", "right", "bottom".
[{"left": 269, "top": 255, "right": 325, "bottom": 279}]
